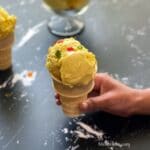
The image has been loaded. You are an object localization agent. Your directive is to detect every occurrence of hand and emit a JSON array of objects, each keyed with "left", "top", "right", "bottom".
[
  {"left": 55, "top": 73, "right": 140, "bottom": 117},
  {"left": 80, "top": 73, "right": 139, "bottom": 117},
  {"left": 55, "top": 94, "right": 61, "bottom": 105}
]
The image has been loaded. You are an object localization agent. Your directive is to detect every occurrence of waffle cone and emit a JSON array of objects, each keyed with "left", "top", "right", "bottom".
[
  {"left": 0, "top": 33, "right": 14, "bottom": 70},
  {"left": 60, "top": 94, "right": 88, "bottom": 117},
  {"left": 52, "top": 75, "right": 94, "bottom": 117}
]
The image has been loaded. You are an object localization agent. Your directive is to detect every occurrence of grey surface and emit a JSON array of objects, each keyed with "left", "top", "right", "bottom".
[{"left": 0, "top": 0, "right": 150, "bottom": 150}]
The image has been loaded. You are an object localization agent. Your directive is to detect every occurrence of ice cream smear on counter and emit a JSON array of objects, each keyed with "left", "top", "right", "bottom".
[
  {"left": 46, "top": 38, "right": 97, "bottom": 117},
  {"left": 0, "top": 7, "right": 16, "bottom": 40},
  {"left": 61, "top": 120, "right": 130, "bottom": 149},
  {"left": 46, "top": 38, "right": 97, "bottom": 87},
  {"left": 12, "top": 70, "right": 37, "bottom": 87},
  {"left": 0, "top": 70, "right": 37, "bottom": 89}
]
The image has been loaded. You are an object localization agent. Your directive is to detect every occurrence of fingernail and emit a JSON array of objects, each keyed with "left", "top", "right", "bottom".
[
  {"left": 56, "top": 99, "right": 61, "bottom": 105},
  {"left": 80, "top": 102, "right": 88, "bottom": 112}
]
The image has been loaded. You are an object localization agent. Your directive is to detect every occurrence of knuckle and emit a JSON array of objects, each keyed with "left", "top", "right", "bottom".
[
  {"left": 103, "top": 73, "right": 110, "bottom": 78},
  {"left": 88, "top": 99, "right": 98, "bottom": 112},
  {"left": 101, "top": 73, "right": 110, "bottom": 83}
]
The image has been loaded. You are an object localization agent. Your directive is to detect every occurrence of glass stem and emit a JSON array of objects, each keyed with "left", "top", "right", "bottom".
[{"left": 64, "top": 17, "right": 74, "bottom": 32}]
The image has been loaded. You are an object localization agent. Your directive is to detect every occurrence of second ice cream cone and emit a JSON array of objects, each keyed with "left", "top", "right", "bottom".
[{"left": 0, "top": 33, "right": 14, "bottom": 70}]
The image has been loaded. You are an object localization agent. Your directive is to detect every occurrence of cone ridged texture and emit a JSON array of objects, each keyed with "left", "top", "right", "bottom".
[
  {"left": 52, "top": 76, "right": 94, "bottom": 117},
  {"left": 0, "top": 33, "right": 14, "bottom": 70}
]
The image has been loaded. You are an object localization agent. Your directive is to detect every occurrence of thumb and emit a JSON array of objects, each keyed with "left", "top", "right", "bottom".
[{"left": 80, "top": 93, "right": 112, "bottom": 113}]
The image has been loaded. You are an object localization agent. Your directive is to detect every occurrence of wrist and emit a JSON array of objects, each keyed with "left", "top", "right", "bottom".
[{"left": 131, "top": 88, "right": 150, "bottom": 115}]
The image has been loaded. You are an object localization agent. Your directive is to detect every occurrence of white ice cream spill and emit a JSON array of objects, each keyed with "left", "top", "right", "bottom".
[
  {"left": 0, "top": 77, "right": 12, "bottom": 89},
  {"left": 0, "top": 70, "right": 37, "bottom": 89},
  {"left": 16, "top": 21, "right": 46, "bottom": 49},
  {"left": 74, "top": 130, "right": 93, "bottom": 139},
  {"left": 76, "top": 122, "right": 104, "bottom": 140},
  {"left": 62, "top": 128, "right": 69, "bottom": 134},
  {"left": 11, "top": 70, "right": 37, "bottom": 87},
  {"left": 61, "top": 121, "right": 130, "bottom": 150}
]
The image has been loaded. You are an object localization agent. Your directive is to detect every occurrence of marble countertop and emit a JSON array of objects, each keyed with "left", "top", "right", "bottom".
[{"left": 0, "top": 0, "right": 150, "bottom": 149}]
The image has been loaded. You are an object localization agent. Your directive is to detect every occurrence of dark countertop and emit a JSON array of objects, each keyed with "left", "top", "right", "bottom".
[{"left": 1, "top": 0, "right": 150, "bottom": 150}]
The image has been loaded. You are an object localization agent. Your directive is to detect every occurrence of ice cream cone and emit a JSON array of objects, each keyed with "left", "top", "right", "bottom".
[
  {"left": 60, "top": 94, "right": 88, "bottom": 117},
  {"left": 52, "top": 75, "right": 94, "bottom": 117},
  {"left": 46, "top": 38, "right": 97, "bottom": 117},
  {"left": 0, "top": 32, "right": 14, "bottom": 70}
]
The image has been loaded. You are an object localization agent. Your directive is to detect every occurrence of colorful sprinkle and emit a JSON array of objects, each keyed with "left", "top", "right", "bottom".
[
  {"left": 55, "top": 50, "right": 61, "bottom": 59},
  {"left": 77, "top": 45, "right": 83, "bottom": 49},
  {"left": 27, "top": 71, "right": 33, "bottom": 78},
  {"left": 67, "top": 47, "right": 74, "bottom": 51}
]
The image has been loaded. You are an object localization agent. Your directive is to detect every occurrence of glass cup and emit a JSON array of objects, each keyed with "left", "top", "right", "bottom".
[{"left": 43, "top": 0, "right": 90, "bottom": 37}]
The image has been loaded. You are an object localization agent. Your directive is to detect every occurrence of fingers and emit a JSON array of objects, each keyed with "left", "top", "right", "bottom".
[
  {"left": 55, "top": 93, "right": 60, "bottom": 99},
  {"left": 80, "top": 93, "right": 112, "bottom": 112},
  {"left": 56, "top": 99, "right": 61, "bottom": 105},
  {"left": 55, "top": 94, "right": 61, "bottom": 105},
  {"left": 93, "top": 73, "right": 104, "bottom": 91},
  {"left": 93, "top": 73, "right": 111, "bottom": 91},
  {"left": 88, "top": 90, "right": 99, "bottom": 98}
]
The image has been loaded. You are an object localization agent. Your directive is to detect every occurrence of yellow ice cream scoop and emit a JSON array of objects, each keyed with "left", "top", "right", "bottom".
[
  {"left": 60, "top": 51, "right": 96, "bottom": 86},
  {"left": 0, "top": 7, "right": 16, "bottom": 40},
  {"left": 46, "top": 38, "right": 88, "bottom": 80},
  {"left": 46, "top": 38, "right": 97, "bottom": 87}
]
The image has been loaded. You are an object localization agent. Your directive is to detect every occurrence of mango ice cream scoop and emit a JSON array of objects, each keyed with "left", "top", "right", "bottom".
[
  {"left": 0, "top": 7, "right": 16, "bottom": 70},
  {"left": 46, "top": 38, "right": 97, "bottom": 117}
]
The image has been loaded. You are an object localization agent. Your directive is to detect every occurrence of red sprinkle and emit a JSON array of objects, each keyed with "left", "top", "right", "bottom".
[{"left": 67, "top": 47, "right": 74, "bottom": 51}]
